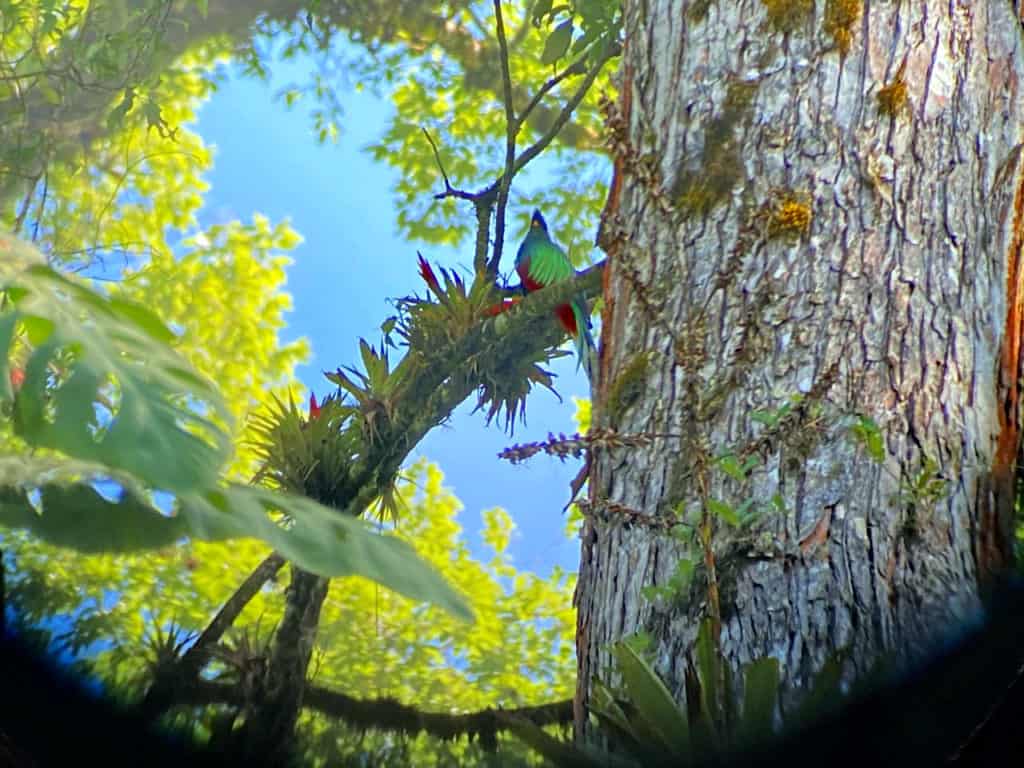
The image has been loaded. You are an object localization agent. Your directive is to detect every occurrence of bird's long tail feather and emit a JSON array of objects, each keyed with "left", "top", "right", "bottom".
[{"left": 571, "top": 298, "right": 598, "bottom": 384}]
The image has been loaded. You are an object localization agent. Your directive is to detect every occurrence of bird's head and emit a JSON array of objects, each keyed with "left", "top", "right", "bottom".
[{"left": 530, "top": 209, "right": 549, "bottom": 233}]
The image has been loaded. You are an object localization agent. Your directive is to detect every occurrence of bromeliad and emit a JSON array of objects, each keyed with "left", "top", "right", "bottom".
[
  {"left": 308, "top": 392, "right": 322, "bottom": 421},
  {"left": 515, "top": 210, "right": 597, "bottom": 381}
]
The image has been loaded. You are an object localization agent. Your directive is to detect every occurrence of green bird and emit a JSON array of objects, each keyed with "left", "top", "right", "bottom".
[{"left": 515, "top": 210, "right": 597, "bottom": 382}]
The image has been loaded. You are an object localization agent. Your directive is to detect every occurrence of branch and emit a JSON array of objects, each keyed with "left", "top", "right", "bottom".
[
  {"left": 139, "top": 551, "right": 286, "bottom": 719},
  {"left": 421, "top": 127, "right": 498, "bottom": 273},
  {"left": 499, "top": 428, "right": 678, "bottom": 465},
  {"left": 338, "top": 257, "right": 605, "bottom": 522},
  {"left": 512, "top": 42, "right": 620, "bottom": 179},
  {"left": 180, "top": 680, "right": 572, "bottom": 743},
  {"left": 483, "top": 42, "right": 619, "bottom": 276},
  {"left": 422, "top": 127, "right": 476, "bottom": 204},
  {"left": 179, "top": 552, "right": 286, "bottom": 676},
  {"left": 232, "top": 566, "right": 329, "bottom": 764},
  {"left": 147, "top": 253, "right": 603, "bottom": 749},
  {"left": 489, "top": 0, "right": 517, "bottom": 279},
  {"left": 1, "top": 0, "right": 296, "bottom": 149},
  {"left": 515, "top": 59, "right": 588, "bottom": 135},
  {"left": 472, "top": 188, "right": 498, "bottom": 274}
]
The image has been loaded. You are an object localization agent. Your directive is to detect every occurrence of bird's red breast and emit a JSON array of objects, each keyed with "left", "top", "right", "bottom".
[
  {"left": 516, "top": 263, "right": 576, "bottom": 333},
  {"left": 516, "top": 262, "right": 545, "bottom": 293}
]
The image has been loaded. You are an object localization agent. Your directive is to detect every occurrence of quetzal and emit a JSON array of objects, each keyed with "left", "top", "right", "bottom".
[{"left": 515, "top": 210, "right": 597, "bottom": 382}]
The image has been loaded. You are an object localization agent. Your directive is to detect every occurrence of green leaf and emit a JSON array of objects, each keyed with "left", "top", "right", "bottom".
[
  {"left": 20, "top": 315, "right": 55, "bottom": 345},
  {"left": 669, "top": 557, "right": 694, "bottom": 591},
  {"left": 695, "top": 618, "right": 722, "bottom": 731},
  {"left": 0, "top": 461, "right": 472, "bottom": 621},
  {"left": 735, "top": 498, "right": 756, "bottom": 525},
  {"left": 532, "top": 0, "right": 554, "bottom": 24},
  {"left": 0, "top": 312, "right": 16, "bottom": 400},
  {"left": 0, "top": 484, "right": 185, "bottom": 553},
  {"left": 739, "top": 656, "right": 779, "bottom": 746},
  {"left": 589, "top": 678, "right": 637, "bottom": 742},
  {"left": 717, "top": 453, "right": 745, "bottom": 482},
  {"left": 795, "top": 651, "right": 847, "bottom": 726},
  {"left": 613, "top": 640, "right": 691, "bottom": 755},
  {"left": 641, "top": 585, "right": 665, "bottom": 601},
  {"left": 1, "top": 255, "right": 232, "bottom": 493},
  {"left": 622, "top": 630, "right": 651, "bottom": 654},
  {"left": 179, "top": 484, "right": 474, "bottom": 621},
  {"left": 570, "top": 25, "right": 601, "bottom": 56},
  {"left": 707, "top": 498, "right": 739, "bottom": 526},
  {"left": 106, "top": 298, "right": 176, "bottom": 343},
  {"left": 504, "top": 717, "right": 608, "bottom": 768},
  {"left": 541, "top": 20, "right": 574, "bottom": 65},
  {"left": 850, "top": 415, "right": 885, "bottom": 463},
  {"left": 0, "top": 456, "right": 184, "bottom": 552}
]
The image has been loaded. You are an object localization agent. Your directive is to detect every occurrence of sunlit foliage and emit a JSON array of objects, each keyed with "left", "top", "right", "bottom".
[{"left": 1, "top": 0, "right": 594, "bottom": 762}]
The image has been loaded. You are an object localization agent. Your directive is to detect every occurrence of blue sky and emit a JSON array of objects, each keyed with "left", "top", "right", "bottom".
[{"left": 193, "top": 53, "right": 595, "bottom": 578}]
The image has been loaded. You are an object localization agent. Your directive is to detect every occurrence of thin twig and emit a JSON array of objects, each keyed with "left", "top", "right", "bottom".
[
  {"left": 421, "top": 127, "right": 475, "bottom": 202},
  {"left": 139, "top": 551, "right": 286, "bottom": 719},
  {"left": 512, "top": 42, "right": 619, "bottom": 179},
  {"left": 946, "top": 658, "right": 1024, "bottom": 763},
  {"left": 13, "top": 175, "right": 40, "bottom": 233},
  {"left": 421, "top": 127, "right": 451, "bottom": 190},
  {"left": 489, "top": 0, "right": 518, "bottom": 280},
  {"left": 516, "top": 59, "right": 587, "bottom": 135},
  {"left": 31, "top": 172, "right": 48, "bottom": 243}
]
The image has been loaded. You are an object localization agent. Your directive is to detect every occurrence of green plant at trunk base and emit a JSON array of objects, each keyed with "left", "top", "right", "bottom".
[{"left": 510, "top": 618, "right": 855, "bottom": 766}]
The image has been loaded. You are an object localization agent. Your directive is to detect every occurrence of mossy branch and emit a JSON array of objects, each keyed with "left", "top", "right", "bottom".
[
  {"left": 357, "top": 259, "right": 605, "bottom": 479},
  {"left": 178, "top": 679, "right": 572, "bottom": 745}
]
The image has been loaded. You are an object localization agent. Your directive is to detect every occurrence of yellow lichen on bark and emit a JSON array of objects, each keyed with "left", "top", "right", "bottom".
[
  {"left": 877, "top": 73, "right": 908, "bottom": 117},
  {"left": 824, "top": 0, "right": 861, "bottom": 55},
  {"left": 769, "top": 193, "right": 813, "bottom": 238},
  {"left": 762, "top": 0, "right": 814, "bottom": 33}
]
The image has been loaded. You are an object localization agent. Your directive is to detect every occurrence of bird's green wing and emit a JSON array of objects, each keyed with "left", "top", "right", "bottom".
[{"left": 526, "top": 240, "right": 573, "bottom": 286}]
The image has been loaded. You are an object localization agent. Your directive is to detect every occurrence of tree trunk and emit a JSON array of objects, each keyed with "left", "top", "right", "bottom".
[
  {"left": 231, "top": 567, "right": 329, "bottom": 766},
  {"left": 577, "top": 0, "right": 1023, "bottom": 737}
]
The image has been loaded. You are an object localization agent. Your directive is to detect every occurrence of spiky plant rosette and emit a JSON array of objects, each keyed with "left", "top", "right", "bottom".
[
  {"left": 247, "top": 392, "right": 360, "bottom": 508},
  {"left": 397, "top": 255, "right": 566, "bottom": 433},
  {"left": 141, "top": 620, "right": 197, "bottom": 693}
]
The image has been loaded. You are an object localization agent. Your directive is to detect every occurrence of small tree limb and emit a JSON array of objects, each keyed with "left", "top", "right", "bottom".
[
  {"left": 511, "top": 42, "right": 620, "bottom": 180},
  {"left": 516, "top": 59, "right": 588, "bottom": 134},
  {"left": 179, "top": 679, "right": 573, "bottom": 743},
  {"left": 139, "top": 551, "right": 286, "bottom": 719},
  {"left": 490, "top": 0, "right": 518, "bottom": 281},
  {"left": 422, "top": 126, "right": 476, "bottom": 203}
]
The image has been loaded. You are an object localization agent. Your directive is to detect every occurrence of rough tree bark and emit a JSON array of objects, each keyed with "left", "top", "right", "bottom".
[{"left": 577, "top": 0, "right": 1023, "bottom": 735}]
